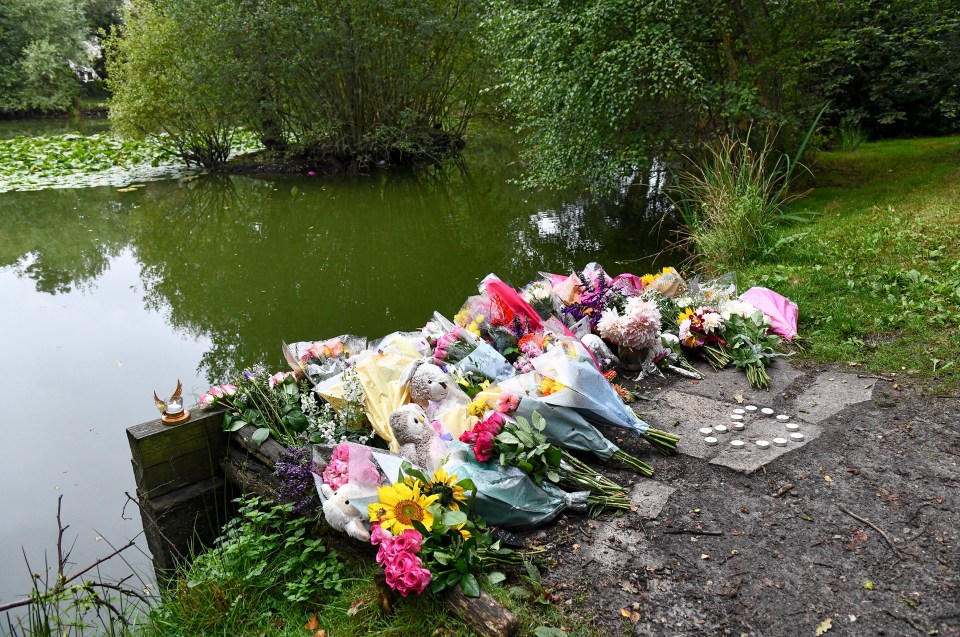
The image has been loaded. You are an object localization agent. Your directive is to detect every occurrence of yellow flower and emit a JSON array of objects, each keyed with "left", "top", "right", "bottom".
[
  {"left": 475, "top": 314, "right": 485, "bottom": 323},
  {"left": 454, "top": 523, "right": 472, "bottom": 540},
  {"left": 426, "top": 467, "right": 468, "bottom": 511},
  {"left": 467, "top": 321, "right": 481, "bottom": 337},
  {"left": 661, "top": 266, "right": 676, "bottom": 275},
  {"left": 454, "top": 310, "right": 470, "bottom": 327},
  {"left": 540, "top": 377, "right": 565, "bottom": 396},
  {"left": 641, "top": 273, "right": 655, "bottom": 288},
  {"left": 677, "top": 307, "right": 694, "bottom": 324},
  {"left": 468, "top": 398, "right": 487, "bottom": 418},
  {"left": 368, "top": 481, "right": 439, "bottom": 535}
]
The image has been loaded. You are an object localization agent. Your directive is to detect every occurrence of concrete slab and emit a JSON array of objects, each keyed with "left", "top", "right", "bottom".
[
  {"left": 635, "top": 389, "right": 823, "bottom": 474},
  {"left": 665, "top": 361, "right": 804, "bottom": 404},
  {"left": 630, "top": 481, "right": 676, "bottom": 519},
  {"left": 708, "top": 418, "right": 823, "bottom": 473},
  {"left": 581, "top": 518, "right": 650, "bottom": 568},
  {"left": 793, "top": 372, "right": 877, "bottom": 423}
]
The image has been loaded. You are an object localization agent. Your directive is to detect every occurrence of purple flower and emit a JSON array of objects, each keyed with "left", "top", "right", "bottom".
[
  {"left": 243, "top": 370, "right": 255, "bottom": 380},
  {"left": 275, "top": 446, "right": 318, "bottom": 515}
]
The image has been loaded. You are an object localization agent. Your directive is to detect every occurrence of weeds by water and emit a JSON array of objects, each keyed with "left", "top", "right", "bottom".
[{"left": 672, "top": 133, "right": 806, "bottom": 271}]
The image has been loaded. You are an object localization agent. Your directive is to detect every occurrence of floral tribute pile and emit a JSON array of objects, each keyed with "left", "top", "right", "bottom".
[{"left": 200, "top": 263, "right": 797, "bottom": 599}]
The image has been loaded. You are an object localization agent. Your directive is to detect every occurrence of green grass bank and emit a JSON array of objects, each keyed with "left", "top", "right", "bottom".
[{"left": 737, "top": 136, "right": 960, "bottom": 390}]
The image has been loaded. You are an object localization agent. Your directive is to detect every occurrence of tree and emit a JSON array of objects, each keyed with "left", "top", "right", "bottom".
[
  {"left": 0, "top": 0, "right": 91, "bottom": 114},
  {"left": 105, "top": 0, "right": 488, "bottom": 170}
]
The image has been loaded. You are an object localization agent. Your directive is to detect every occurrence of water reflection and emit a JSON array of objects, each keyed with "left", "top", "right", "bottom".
[{"left": 0, "top": 127, "right": 678, "bottom": 602}]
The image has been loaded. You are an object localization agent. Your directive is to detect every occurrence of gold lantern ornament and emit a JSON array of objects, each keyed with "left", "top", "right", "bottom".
[{"left": 153, "top": 380, "right": 191, "bottom": 425}]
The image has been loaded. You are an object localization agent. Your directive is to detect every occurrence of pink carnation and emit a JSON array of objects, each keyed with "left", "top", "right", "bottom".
[
  {"left": 496, "top": 392, "right": 520, "bottom": 414},
  {"left": 322, "top": 444, "right": 350, "bottom": 490}
]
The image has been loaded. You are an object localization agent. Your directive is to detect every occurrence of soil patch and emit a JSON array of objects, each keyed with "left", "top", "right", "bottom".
[{"left": 523, "top": 363, "right": 960, "bottom": 636}]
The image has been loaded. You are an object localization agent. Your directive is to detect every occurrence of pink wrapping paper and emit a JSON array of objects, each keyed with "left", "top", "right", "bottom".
[{"left": 740, "top": 287, "right": 799, "bottom": 341}]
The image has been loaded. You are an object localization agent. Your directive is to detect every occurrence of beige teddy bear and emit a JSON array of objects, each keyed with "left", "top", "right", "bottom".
[{"left": 319, "top": 482, "right": 370, "bottom": 542}]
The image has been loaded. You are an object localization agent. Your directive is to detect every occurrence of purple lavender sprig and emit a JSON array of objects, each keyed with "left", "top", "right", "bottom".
[{"left": 275, "top": 446, "right": 318, "bottom": 515}]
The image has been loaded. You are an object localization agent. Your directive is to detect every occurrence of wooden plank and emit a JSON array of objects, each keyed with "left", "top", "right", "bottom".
[
  {"left": 443, "top": 587, "right": 520, "bottom": 637},
  {"left": 229, "top": 424, "right": 287, "bottom": 467},
  {"left": 133, "top": 446, "right": 224, "bottom": 499},
  {"left": 128, "top": 409, "right": 226, "bottom": 469}
]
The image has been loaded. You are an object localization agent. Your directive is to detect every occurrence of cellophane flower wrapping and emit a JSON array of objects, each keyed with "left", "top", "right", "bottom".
[
  {"left": 739, "top": 286, "right": 798, "bottom": 341},
  {"left": 532, "top": 346, "right": 651, "bottom": 435},
  {"left": 513, "top": 397, "right": 618, "bottom": 460},
  {"left": 442, "top": 442, "right": 588, "bottom": 528}
]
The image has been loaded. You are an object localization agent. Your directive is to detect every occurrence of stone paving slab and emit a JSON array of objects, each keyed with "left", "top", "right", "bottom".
[
  {"left": 629, "top": 481, "right": 676, "bottom": 519},
  {"left": 792, "top": 372, "right": 878, "bottom": 423},
  {"left": 635, "top": 389, "right": 822, "bottom": 473},
  {"left": 665, "top": 361, "right": 804, "bottom": 405}
]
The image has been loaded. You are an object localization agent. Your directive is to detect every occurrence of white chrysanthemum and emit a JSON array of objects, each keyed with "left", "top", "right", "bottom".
[
  {"left": 597, "top": 307, "right": 624, "bottom": 340},
  {"left": 662, "top": 332, "right": 680, "bottom": 346},
  {"left": 720, "top": 299, "right": 758, "bottom": 321},
  {"left": 701, "top": 311, "right": 724, "bottom": 333},
  {"left": 678, "top": 319, "right": 692, "bottom": 342}
]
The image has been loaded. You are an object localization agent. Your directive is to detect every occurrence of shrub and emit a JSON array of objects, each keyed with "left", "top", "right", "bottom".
[{"left": 672, "top": 134, "right": 803, "bottom": 271}]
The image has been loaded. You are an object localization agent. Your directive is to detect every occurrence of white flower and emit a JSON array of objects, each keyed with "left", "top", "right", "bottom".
[
  {"left": 720, "top": 299, "right": 758, "bottom": 321},
  {"left": 701, "top": 311, "right": 724, "bottom": 333},
  {"left": 679, "top": 319, "right": 692, "bottom": 342},
  {"left": 597, "top": 307, "right": 622, "bottom": 337},
  {"left": 661, "top": 332, "right": 679, "bottom": 346}
]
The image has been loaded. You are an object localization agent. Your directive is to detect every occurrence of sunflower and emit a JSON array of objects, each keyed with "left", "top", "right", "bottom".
[
  {"left": 368, "top": 481, "right": 439, "bottom": 534},
  {"left": 640, "top": 273, "right": 655, "bottom": 288},
  {"left": 426, "top": 467, "right": 468, "bottom": 510}
]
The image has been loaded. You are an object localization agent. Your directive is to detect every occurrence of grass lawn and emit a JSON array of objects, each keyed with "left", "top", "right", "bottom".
[{"left": 738, "top": 136, "right": 960, "bottom": 390}]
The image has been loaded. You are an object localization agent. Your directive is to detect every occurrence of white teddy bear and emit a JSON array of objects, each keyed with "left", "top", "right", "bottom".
[
  {"left": 400, "top": 359, "right": 451, "bottom": 405},
  {"left": 319, "top": 482, "right": 370, "bottom": 542}
]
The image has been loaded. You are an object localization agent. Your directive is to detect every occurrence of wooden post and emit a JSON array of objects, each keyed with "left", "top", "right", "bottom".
[{"left": 126, "top": 409, "right": 232, "bottom": 578}]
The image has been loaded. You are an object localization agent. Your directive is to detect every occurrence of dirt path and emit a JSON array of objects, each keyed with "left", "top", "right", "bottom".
[{"left": 530, "top": 362, "right": 960, "bottom": 636}]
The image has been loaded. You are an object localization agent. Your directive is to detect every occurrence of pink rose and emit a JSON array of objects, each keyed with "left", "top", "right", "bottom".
[
  {"left": 474, "top": 430, "right": 495, "bottom": 463},
  {"left": 459, "top": 428, "right": 478, "bottom": 444},
  {"left": 200, "top": 393, "right": 216, "bottom": 407},
  {"left": 222, "top": 384, "right": 238, "bottom": 397},
  {"left": 209, "top": 385, "right": 224, "bottom": 399},
  {"left": 391, "top": 529, "right": 423, "bottom": 554}
]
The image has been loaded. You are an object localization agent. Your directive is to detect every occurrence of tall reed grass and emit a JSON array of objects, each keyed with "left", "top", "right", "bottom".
[{"left": 671, "top": 120, "right": 821, "bottom": 272}]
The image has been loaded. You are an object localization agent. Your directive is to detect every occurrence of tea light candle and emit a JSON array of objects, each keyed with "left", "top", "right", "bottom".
[
  {"left": 730, "top": 440, "right": 745, "bottom": 449},
  {"left": 755, "top": 440, "right": 770, "bottom": 449},
  {"left": 789, "top": 432, "right": 805, "bottom": 442},
  {"left": 731, "top": 422, "right": 745, "bottom": 431},
  {"left": 772, "top": 437, "right": 788, "bottom": 447},
  {"left": 785, "top": 423, "right": 800, "bottom": 432},
  {"left": 699, "top": 427, "right": 714, "bottom": 436},
  {"left": 704, "top": 436, "right": 719, "bottom": 446},
  {"left": 732, "top": 408, "right": 745, "bottom": 415},
  {"left": 731, "top": 414, "right": 744, "bottom": 421},
  {"left": 713, "top": 424, "right": 729, "bottom": 434},
  {"left": 776, "top": 414, "right": 790, "bottom": 421},
  {"left": 166, "top": 401, "right": 183, "bottom": 415},
  {"left": 745, "top": 405, "right": 758, "bottom": 412},
  {"left": 760, "top": 407, "right": 775, "bottom": 416}
]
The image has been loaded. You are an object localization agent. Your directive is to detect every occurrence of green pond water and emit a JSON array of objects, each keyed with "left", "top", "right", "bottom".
[{"left": 0, "top": 123, "right": 673, "bottom": 602}]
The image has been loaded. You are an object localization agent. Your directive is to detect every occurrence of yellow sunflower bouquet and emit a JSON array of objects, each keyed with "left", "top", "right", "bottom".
[{"left": 367, "top": 464, "right": 530, "bottom": 597}]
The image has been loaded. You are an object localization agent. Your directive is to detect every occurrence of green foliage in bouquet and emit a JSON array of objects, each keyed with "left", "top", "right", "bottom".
[
  {"left": 214, "top": 369, "right": 309, "bottom": 446},
  {"left": 495, "top": 413, "right": 562, "bottom": 485},
  {"left": 724, "top": 311, "right": 785, "bottom": 389}
]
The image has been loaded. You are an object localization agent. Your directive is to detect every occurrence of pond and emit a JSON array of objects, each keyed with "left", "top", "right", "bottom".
[{"left": 0, "top": 122, "right": 674, "bottom": 604}]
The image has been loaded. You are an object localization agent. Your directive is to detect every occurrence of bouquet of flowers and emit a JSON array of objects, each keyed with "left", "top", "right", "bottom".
[
  {"left": 202, "top": 366, "right": 309, "bottom": 446},
  {"left": 368, "top": 466, "right": 530, "bottom": 597},
  {"left": 459, "top": 412, "right": 630, "bottom": 513},
  {"left": 720, "top": 304, "right": 784, "bottom": 389},
  {"left": 677, "top": 306, "right": 731, "bottom": 369},
  {"left": 596, "top": 295, "right": 662, "bottom": 351},
  {"left": 653, "top": 333, "right": 704, "bottom": 379},
  {"left": 433, "top": 328, "right": 478, "bottom": 365},
  {"left": 520, "top": 280, "right": 561, "bottom": 320}
]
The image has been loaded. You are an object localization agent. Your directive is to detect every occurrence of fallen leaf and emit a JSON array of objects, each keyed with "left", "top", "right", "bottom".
[
  {"left": 700, "top": 554, "right": 710, "bottom": 560},
  {"left": 313, "top": 631, "right": 327, "bottom": 637},
  {"left": 863, "top": 581, "right": 874, "bottom": 590},
  {"left": 304, "top": 615, "right": 319, "bottom": 631},
  {"left": 630, "top": 611, "right": 641, "bottom": 623},
  {"left": 733, "top": 391, "right": 744, "bottom": 404},
  {"left": 619, "top": 608, "right": 631, "bottom": 618},
  {"left": 620, "top": 581, "right": 639, "bottom": 594},
  {"left": 799, "top": 513, "right": 815, "bottom": 522},
  {"left": 815, "top": 617, "right": 833, "bottom": 635},
  {"left": 347, "top": 598, "right": 366, "bottom": 616},
  {"left": 572, "top": 543, "right": 581, "bottom": 551},
  {"left": 824, "top": 475, "right": 833, "bottom": 482}
]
